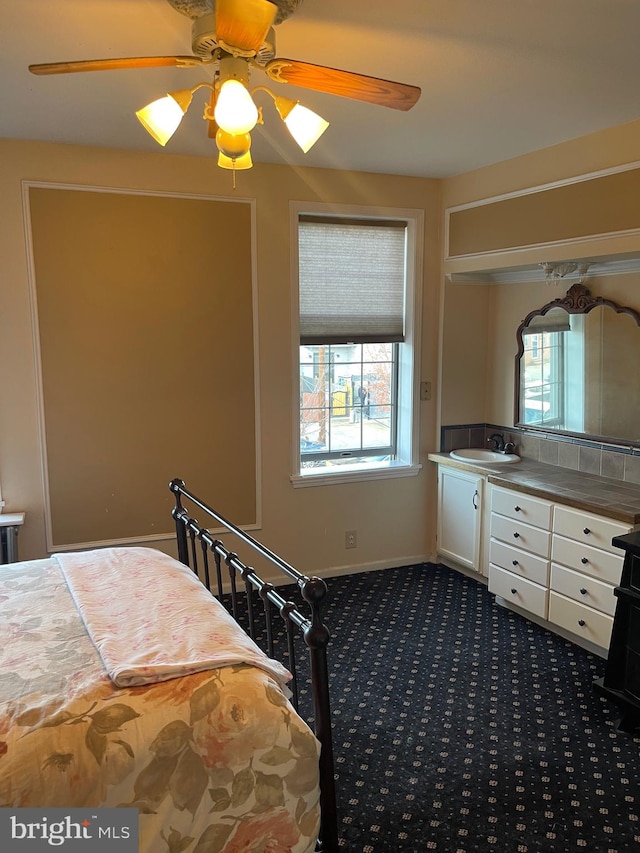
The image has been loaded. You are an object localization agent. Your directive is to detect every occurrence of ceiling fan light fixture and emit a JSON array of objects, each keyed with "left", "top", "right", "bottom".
[
  {"left": 136, "top": 95, "right": 185, "bottom": 146},
  {"left": 135, "top": 87, "right": 198, "bottom": 146},
  {"left": 214, "top": 79, "right": 259, "bottom": 135},
  {"left": 276, "top": 98, "right": 329, "bottom": 153},
  {"left": 30, "top": 3, "right": 420, "bottom": 186}
]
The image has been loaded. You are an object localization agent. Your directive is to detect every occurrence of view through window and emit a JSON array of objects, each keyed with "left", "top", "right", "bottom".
[
  {"left": 521, "top": 330, "right": 565, "bottom": 427},
  {"left": 300, "top": 343, "right": 397, "bottom": 469}
]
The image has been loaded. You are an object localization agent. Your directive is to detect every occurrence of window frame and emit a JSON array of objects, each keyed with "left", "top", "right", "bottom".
[{"left": 290, "top": 202, "right": 424, "bottom": 487}]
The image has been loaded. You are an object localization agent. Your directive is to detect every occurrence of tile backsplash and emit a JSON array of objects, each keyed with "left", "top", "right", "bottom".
[{"left": 440, "top": 423, "right": 640, "bottom": 486}]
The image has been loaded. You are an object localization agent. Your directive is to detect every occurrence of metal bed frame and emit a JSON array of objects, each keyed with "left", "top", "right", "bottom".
[{"left": 169, "top": 478, "right": 338, "bottom": 853}]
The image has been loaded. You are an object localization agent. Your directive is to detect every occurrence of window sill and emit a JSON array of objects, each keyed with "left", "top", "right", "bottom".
[{"left": 290, "top": 461, "right": 421, "bottom": 488}]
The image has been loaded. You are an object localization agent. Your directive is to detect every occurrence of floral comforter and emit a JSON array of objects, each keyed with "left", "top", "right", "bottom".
[{"left": 0, "top": 553, "right": 321, "bottom": 853}]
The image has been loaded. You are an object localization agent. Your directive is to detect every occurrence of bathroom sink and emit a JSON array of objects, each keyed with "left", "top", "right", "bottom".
[{"left": 449, "top": 448, "right": 520, "bottom": 464}]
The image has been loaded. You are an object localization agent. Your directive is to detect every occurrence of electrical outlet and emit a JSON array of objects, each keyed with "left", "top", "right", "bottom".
[{"left": 345, "top": 530, "right": 357, "bottom": 549}]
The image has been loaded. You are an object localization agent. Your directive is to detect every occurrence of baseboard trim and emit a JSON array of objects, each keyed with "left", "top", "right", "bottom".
[
  {"left": 252, "top": 554, "right": 430, "bottom": 589},
  {"left": 314, "top": 554, "right": 431, "bottom": 581}
]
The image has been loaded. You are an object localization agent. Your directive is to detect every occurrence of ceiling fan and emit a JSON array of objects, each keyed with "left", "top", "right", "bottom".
[{"left": 28, "top": 0, "right": 421, "bottom": 177}]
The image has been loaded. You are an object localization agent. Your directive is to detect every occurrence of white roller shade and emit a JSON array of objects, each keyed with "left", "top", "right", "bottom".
[
  {"left": 522, "top": 307, "right": 571, "bottom": 335},
  {"left": 299, "top": 216, "right": 407, "bottom": 345}
]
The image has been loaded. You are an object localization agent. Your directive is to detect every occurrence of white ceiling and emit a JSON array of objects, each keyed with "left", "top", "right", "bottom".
[{"left": 3, "top": 0, "right": 640, "bottom": 179}]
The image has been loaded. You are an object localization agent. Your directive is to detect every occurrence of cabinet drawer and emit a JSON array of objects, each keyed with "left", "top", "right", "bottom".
[
  {"left": 491, "top": 487, "right": 552, "bottom": 528},
  {"left": 548, "top": 591, "right": 614, "bottom": 650},
  {"left": 553, "top": 506, "right": 631, "bottom": 555},
  {"left": 551, "top": 534, "right": 624, "bottom": 585},
  {"left": 550, "top": 563, "right": 617, "bottom": 616},
  {"left": 488, "top": 564, "right": 548, "bottom": 619},
  {"left": 489, "top": 538, "right": 549, "bottom": 586},
  {"left": 491, "top": 513, "right": 551, "bottom": 558}
]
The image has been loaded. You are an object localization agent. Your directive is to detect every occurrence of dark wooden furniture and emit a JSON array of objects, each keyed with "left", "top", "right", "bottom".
[
  {"left": 169, "top": 478, "right": 338, "bottom": 853},
  {"left": 593, "top": 530, "right": 640, "bottom": 732}
]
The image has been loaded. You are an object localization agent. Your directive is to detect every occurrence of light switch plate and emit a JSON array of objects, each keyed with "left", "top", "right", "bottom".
[{"left": 420, "top": 381, "right": 432, "bottom": 401}]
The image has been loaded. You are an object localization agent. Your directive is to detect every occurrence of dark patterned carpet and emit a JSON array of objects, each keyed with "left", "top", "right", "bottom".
[{"left": 291, "top": 563, "right": 640, "bottom": 852}]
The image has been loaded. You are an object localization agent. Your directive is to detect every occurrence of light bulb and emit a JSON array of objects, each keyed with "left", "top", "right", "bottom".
[
  {"left": 214, "top": 79, "right": 259, "bottom": 135},
  {"left": 215, "top": 129, "right": 252, "bottom": 160}
]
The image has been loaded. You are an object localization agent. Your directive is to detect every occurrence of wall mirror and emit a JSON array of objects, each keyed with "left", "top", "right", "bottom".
[{"left": 514, "top": 282, "right": 640, "bottom": 446}]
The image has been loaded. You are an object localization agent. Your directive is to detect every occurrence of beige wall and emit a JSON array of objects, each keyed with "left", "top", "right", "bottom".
[
  {"left": 442, "top": 118, "right": 640, "bottom": 209},
  {"left": 29, "top": 187, "right": 256, "bottom": 547},
  {"left": 440, "top": 283, "right": 492, "bottom": 425},
  {"left": 0, "top": 139, "right": 441, "bottom": 571},
  {"left": 7, "top": 118, "right": 640, "bottom": 569},
  {"left": 440, "top": 118, "right": 640, "bottom": 438}
]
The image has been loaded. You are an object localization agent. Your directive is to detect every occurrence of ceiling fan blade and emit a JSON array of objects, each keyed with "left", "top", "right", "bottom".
[
  {"left": 216, "top": 0, "right": 278, "bottom": 55},
  {"left": 28, "top": 56, "right": 208, "bottom": 75},
  {"left": 264, "top": 59, "right": 421, "bottom": 111}
]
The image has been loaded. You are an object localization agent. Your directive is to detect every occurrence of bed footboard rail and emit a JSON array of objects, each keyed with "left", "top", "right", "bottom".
[{"left": 169, "top": 478, "right": 338, "bottom": 853}]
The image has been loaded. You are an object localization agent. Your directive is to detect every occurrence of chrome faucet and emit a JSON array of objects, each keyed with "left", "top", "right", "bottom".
[
  {"left": 488, "top": 432, "right": 516, "bottom": 454},
  {"left": 488, "top": 433, "right": 505, "bottom": 452}
]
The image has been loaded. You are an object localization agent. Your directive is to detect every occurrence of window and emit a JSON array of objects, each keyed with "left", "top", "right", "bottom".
[
  {"left": 300, "top": 342, "right": 397, "bottom": 465},
  {"left": 291, "top": 204, "right": 423, "bottom": 483},
  {"left": 521, "top": 330, "right": 565, "bottom": 426},
  {"left": 521, "top": 313, "right": 587, "bottom": 433}
]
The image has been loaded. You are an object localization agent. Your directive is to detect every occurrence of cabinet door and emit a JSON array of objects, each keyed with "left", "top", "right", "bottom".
[{"left": 437, "top": 467, "right": 484, "bottom": 573}]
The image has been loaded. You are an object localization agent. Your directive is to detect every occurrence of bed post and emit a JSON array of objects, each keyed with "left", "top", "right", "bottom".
[
  {"left": 302, "top": 577, "right": 339, "bottom": 853},
  {"left": 169, "top": 478, "right": 189, "bottom": 566}
]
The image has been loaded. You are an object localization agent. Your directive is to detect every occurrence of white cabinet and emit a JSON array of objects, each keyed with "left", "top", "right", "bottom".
[
  {"left": 437, "top": 466, "right": 484, "bottom": 574},
  {"left": 487, "top": 484, "right": 633, "bottom": 654},
  {"left": 432, "top": 459, "right": 638, "bottom": 654},
  {"left": 488, "top": 487, "right": 552, "bottom": 619},
  {"left": 548, "top": 505, "right": 632, "bottom": 651}
]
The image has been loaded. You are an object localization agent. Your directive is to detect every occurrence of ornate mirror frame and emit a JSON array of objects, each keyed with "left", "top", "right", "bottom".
[{"left": 514, "top": 282, "right": 640, "bottom": 446}]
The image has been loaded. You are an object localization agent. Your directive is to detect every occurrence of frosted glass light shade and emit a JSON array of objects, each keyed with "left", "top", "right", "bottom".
[
  {"left": 136, "top": 94, "right": 186, "bottom": 146},
  {"left": 217, "top": 150, "right": 253, "bottom": 170},
  {"left": 274, "top": 98, "right": 329, "bottom": 153},
  {"left": 214, "top": 79, "right": 259, "bottom": 135},
  {"left": 215, "top": 129, "right": 252, "bottom": 159}
]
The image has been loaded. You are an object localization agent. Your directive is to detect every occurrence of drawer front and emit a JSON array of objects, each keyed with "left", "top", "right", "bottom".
[
  {"left": 488, "top": 564, "right": 548, "bottom": 619},
  {"left": 491, "top": 513, "right": 551, "bottom": 558},
  {"left": 550, "top": 563, "right": 617, "bottom": 617},
  {"left": 553, "top": 505, "right": 631, "bottom": 555},
  {"left": 489, "top": 538, "right": 549, "bottom": 586},
  {"left": 491, "top": 487, "right": 552, "bottom": 528},
  {"left": 548, "top": 591, "right": 614, "bottom": 650},
  {"left": 551, "top": 534, "right": 624, "bottom": 586}
]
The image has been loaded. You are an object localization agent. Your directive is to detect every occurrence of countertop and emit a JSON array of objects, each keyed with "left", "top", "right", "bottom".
[{"left": 428, "top": 452, "right": 640, "bottom": 526}]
